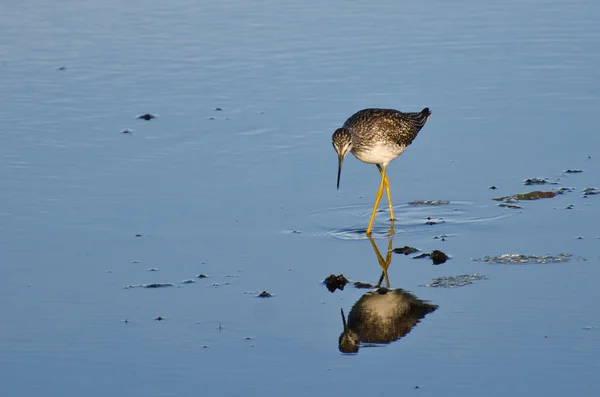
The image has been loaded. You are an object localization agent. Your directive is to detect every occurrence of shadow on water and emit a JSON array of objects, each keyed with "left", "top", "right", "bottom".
[{"left": 329, "top": 223, "right": 439, "bottom": 354}]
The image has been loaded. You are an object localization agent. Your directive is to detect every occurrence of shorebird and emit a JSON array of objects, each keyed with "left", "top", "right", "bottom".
[
  {"left": 339, "top": 287, "right": 438, "bottom": 353},
  {"left": 332, "top": 107, "right": 431, "bottom": 234}
]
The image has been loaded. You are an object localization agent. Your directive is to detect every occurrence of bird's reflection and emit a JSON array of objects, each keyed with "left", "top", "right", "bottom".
[{"left": 338, "top": 223, "right": 438, "bottom": 354}]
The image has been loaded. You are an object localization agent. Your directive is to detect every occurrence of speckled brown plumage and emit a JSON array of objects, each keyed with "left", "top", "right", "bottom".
[
  {"left": 339, "top": 287, "right": 438, "bottom": 353},
  {"left": 331, "top": 106, "right": 431, "bottom": 234},
  {"left": 342, "top": 107, "right": 430, "bottom": 162}
]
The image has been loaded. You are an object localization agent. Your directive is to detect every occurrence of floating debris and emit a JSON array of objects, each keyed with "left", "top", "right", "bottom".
[
  {"left": 498, "top": 203, "right": 522, "bottom": 209},
  {"left": 408, "top": 200, "right": 450, "bottom": 206},
  {"left": 125, "top": 283, "right": 174, "bottom": 289},
  {"left": 488, "top": 185, "right": 498, "bottom": 190},
  {"left": 257, "top": 290, "right": 273, "bottom": 298},
  {"left": 564, "top": 169, "right": 584, "bottom": 173},
  {"left": 413, "top": 250, "right": 449, "bottom": 265},
  {"left": 393, "top": 246, "right": 419, "bottom": 255},
  {"left": 135, "top": 234, "right": 143, "bottom": 237},
  {"left": 523, "top": 177, "right": 558, "bottom": 186},
  {"left": 154, "top": 316, "right": 164, "bottom": 321},
  {"left": 137, "top": 113, "right": 156, "bottom": 120},
  {"left": 425, "top": 217, "right": 444, "bottom": 225},
  {"left": 423, "top": 274, "right": 488, "bottom": 288},
  {"left": 181, "top": 279, "right": 195, "bottom": 284},
  {"left": 556, "top": 187, "right": 576, "bottom": 194},
  {"left": 471, "top": 253, "right": 585, "bottom": 265},
  {"left": 433, "top": 234, "right": 455, "bottom": 241},
  {"left": 582, "top": 187, "right": 600, "bottom": 196},
  {"left": 324, "top": 274, "right": 348, "bottom": 292},
  {"left": 353, "top": 281, "right": 377, "bottom": 289},
  {"left": 493, "top": 191, "right": 556, "bottom": 201}
]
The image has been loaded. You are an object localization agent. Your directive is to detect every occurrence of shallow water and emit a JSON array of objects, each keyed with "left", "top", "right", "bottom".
[{"left": 2, "top": 0, "right": 600, "bottom": 396}]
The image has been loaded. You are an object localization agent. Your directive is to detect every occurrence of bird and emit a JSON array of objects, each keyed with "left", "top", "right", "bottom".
[
  {"left": 339, "top": 287, "right": 438, "bottom": 354},
  {"left": 332, "top": 107, "right": 432, "bottom": 235}
]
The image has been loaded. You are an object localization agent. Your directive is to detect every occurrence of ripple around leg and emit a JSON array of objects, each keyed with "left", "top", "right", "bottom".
[
  {"left": 308, "top": 201, "right": 511, "bottom": 241},
  {"left": 314, "top": 225, "right": 395, "bottom": 241}
]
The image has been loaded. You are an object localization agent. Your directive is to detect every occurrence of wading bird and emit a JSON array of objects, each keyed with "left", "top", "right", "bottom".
[{"left": 332, "top": 107, "right": 431, "bottom": 234}]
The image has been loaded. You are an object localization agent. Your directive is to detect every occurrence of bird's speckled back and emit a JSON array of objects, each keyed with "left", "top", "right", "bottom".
[{"left": 342, "top": 108, "right": 431, "bottom": 154}]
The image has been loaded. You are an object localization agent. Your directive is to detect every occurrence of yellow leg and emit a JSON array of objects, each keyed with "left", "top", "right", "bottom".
[
  {"left": 368, "top": 222, "right": 395, "bottom": 288},
  {"left": 366, "top": 165, "right": 387, "bottom": 235},
  {"left": 376, "top": 164, "right": 395, "bottom": 221}
]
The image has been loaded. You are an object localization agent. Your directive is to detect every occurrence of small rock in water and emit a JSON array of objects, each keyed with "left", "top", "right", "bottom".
[
  {"left": 488, "top": 185, "right": 498, "bottom": 190},
  {"left": 148, "top": 268, "right": 159, "bottom": 271},
  {"left": 257, "top": 290, "right": 273, "bottom": 298},
  {"left": 430, "top": 250, "right": 449, "bottom": 265},
  {"left": 214, "top": 107, "right": 223, "bottom": 111},
  {"left": 566, "top": 204, "right": 574, "bottom": 209},
  {"left": 121, "top": 128, "right": 133, "bottom": 134},
  {"left": 57, "top": 66, "right": 67, "bottom": 71},
  {"left": 324, "top": 274, "right": 348, "bottom": 292},
  {"left": 154, "top": 316, "right": 164, "bottom": 321},
  {"left": 393, "top": 246, "right": 419, "bottom": 255},
  {"left": 137, "top": 113, "right": 156, "bottom": 120},
  {"left": 564, "top": 169, "right": 584, "bottom": 173},
  {"left": 196, "top": 274, "right": 208, "bottom": 278},
  {"left": 412, "top": 250, "right": 449, "bottom": 265}
]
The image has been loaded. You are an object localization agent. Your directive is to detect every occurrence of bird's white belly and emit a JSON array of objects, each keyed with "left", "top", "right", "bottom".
[{"left": 353, "top": 143, "right": 405, "bottom": 165}]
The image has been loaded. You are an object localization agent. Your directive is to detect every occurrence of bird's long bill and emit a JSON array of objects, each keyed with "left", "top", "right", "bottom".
[
  {"left": 340, "top": 308, "right": 348, "bottom": 332},
  {"left": 336, "top": 154, "right": 344, "bottom": 190}
]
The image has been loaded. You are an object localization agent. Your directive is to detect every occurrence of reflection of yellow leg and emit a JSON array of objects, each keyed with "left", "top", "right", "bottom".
[
  {"left": 376, "top": 164, "right": 395, "bottom": 221},
  {"left": 367, "top": 223, "right": 395, "bottom": 288},
  {"left": 366, "top": 165, "right": 387, "bottom": 235}
]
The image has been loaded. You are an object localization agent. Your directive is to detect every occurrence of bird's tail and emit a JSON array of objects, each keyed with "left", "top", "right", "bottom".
[{"left": 410, "top": 107, "right": 431, "bottom": 129}]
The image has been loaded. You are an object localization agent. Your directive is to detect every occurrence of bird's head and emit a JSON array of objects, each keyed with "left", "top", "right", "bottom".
[
  {"left": 338, "top": 308, "right": 359, "bottom": 354},
  {"left": 332, "top": 128, "right": 352, "bottom": 190}
]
